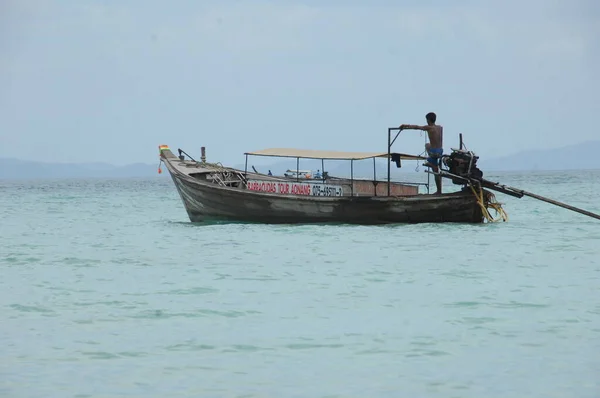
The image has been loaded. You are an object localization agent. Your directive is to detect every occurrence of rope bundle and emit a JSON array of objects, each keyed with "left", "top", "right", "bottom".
[{"left": 469, "top": 183, "right": 508, "bottom": 222}]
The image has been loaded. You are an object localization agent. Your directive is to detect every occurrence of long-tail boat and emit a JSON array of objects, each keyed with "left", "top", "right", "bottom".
[{"left": 157, "top": 127, "right": 511, "bottom": 224}]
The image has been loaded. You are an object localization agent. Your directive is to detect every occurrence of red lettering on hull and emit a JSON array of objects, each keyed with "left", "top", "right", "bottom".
[{"left": 246, "top": 180, "right": 343, "bottom": 197}]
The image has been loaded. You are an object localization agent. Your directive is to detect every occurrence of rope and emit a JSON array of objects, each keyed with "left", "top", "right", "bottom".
[
  {"left": 414, "top": 131, "right": 427, "bottom": 172},
  {"left": 469, "top": 182, "right": 508, "bottom": 223}
]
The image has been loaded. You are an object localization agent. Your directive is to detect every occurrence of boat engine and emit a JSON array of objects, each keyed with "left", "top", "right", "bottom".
[{"left": 442, "top": 149, "right": 483, "bottom": 185}]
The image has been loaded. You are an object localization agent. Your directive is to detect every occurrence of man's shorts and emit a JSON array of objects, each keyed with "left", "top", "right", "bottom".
[{"left": 426, "top": 147, "right": 443, "bottom": 166}]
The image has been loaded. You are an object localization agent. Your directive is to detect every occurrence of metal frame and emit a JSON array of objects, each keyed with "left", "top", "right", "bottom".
[
  {"left": 240, "top": 128, "right": 429, "bottom": 197},
  {"left": 387, "top": 127, "right": 430, "bottom": 196}
]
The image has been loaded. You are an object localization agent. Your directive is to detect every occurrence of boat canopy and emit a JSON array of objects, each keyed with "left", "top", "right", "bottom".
[{"left": 245, "top": 148, "right": 424, "bottom": 161}]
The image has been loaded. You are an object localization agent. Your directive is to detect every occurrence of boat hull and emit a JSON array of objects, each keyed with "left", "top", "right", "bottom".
[{"left": 166, "top": 169, "right": 484, "bottom": 225}]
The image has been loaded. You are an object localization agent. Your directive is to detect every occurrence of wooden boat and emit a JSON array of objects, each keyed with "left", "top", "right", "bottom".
[{"left": 158, "top": 128, "right": 502, "bottom": 224}]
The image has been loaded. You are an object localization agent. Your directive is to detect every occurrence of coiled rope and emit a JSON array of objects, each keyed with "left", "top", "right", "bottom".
[{"left": 469, "top": 183, "right": 508, "bottom": 223}]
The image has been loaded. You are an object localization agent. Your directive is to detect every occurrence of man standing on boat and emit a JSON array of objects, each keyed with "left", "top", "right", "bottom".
[{"left": 399, "top": 112, "right": 443, "bottom": 194}]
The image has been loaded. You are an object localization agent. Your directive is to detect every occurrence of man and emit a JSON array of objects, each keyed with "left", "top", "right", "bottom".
[{"left": 400, "top": 112, "right": 443, "bottom": 194}]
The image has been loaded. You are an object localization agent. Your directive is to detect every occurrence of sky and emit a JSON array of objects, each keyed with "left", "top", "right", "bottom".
[{"left": 1, "top": 0, "right": 599, "bottom": 166}]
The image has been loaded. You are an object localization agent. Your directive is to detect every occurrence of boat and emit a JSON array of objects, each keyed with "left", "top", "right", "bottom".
[{"left": 157, "top": 127, "right": 508, "bottom": 224}]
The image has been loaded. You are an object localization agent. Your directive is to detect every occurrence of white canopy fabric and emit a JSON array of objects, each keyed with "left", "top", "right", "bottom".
[{"left": 245, "top": 148, "right": 424, "bottom": 161}]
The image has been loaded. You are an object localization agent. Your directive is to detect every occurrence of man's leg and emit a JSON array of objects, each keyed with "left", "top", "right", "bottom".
[
  {"left": 425, "top": 143, "right": 443, "bottom": 193},
  {"left": 432, "top": 164, "right": 442, "bottom": 194}
]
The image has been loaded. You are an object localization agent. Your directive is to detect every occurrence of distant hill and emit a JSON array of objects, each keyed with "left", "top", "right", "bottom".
[
  {"left": 1, "top": 141, "right": 598, "bottom": 180},
  {"left": 0, "top": 158, "right": 162, "bottom": 180},
  {"left": 478, "top": 140, "right": 600, "bottom": 171},
  {"left": 244, "top": 141, "right": 600, "bottom": 176}
]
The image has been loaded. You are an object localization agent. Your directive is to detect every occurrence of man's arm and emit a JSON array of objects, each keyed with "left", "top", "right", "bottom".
[{"left": 399, "top": 124, "right": 432, "bottom": 131}]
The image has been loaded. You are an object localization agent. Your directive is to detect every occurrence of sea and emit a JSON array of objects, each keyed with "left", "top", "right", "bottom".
[{"left": 1, "top": 170, "right": 599, "bottom": 398}]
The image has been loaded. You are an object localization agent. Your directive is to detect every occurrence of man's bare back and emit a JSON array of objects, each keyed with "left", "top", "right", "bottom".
[{"left": 426, "top": 125, "right": 443, "bottom": 149}]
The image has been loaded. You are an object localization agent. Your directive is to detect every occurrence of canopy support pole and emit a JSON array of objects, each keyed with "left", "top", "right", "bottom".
[
  {"left": 387, "top": 128, "right": 391, "bottom": 196},
  {"left": 373, "top": 157, "right": 377, "bottom": 196},
  {"left": 351, "top": 160, "right": 354, "bottom": 196}
]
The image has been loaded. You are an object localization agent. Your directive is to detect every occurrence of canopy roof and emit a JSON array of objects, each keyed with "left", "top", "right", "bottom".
[{"left": 245, "top": 148, "right": 425, "bottom": 161}]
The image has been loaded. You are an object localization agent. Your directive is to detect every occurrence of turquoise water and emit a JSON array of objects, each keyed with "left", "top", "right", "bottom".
[{"left": 1, "top": 171, "right": 599, "bottom": 397}]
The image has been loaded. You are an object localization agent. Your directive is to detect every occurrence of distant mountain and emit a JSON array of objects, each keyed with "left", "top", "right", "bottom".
[
  {"left": 0, "top": 158, "right": 163, "bottom": 180},
  {"left": 1, "top": 141, "right": 598, "bottom": 180},
  {"left": 478, "top": 140, "right": 600, "bottom": 171},
  {"left": 247, "top": 141, "right": 600, "bottom": 176}
]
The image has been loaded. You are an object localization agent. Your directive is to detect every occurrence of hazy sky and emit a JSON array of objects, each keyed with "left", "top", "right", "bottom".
[{"left": 1, "top": 0, "right": 598, "bottom": 166}]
